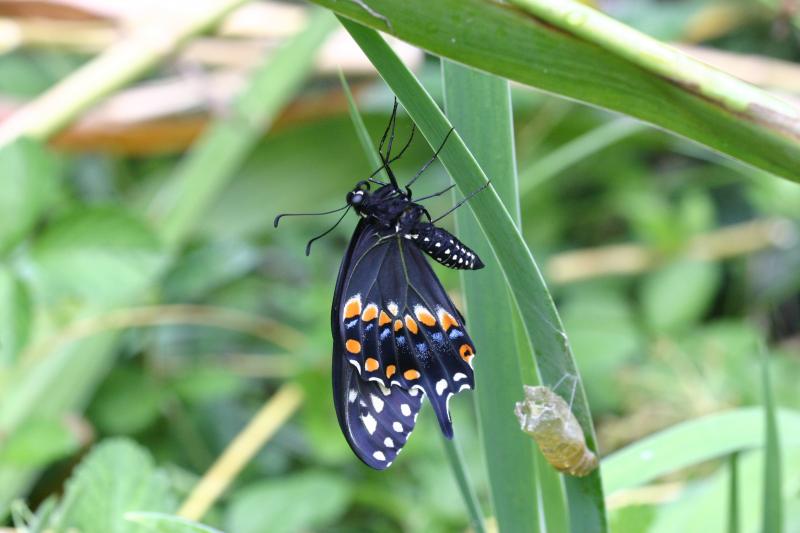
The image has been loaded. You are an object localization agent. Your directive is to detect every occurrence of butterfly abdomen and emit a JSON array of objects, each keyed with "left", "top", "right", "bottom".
[
  {"left": 407, "top": 223, "right": 484, "bottom": 270},
  {"left": 406, "top": 223, "right": 484, "bottom": 270}
]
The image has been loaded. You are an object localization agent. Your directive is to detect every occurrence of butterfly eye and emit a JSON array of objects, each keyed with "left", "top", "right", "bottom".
[{"left": 347, "top": 191, "right": 364, "bottom": 206}]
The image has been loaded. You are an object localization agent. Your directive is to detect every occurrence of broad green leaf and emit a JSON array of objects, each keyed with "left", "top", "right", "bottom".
[
  {"left": 54, "top": 438, "right": 177, "bottom": 533},
  {"left": 0, "top": 138, "right": 60, "bottom": 253},
  {"left": 0, "top": 415, "right": 80, "bottom": 467},
  {"left": 124, "top": 512, "right": 223, "bottom": 533},
  {"left": 602, "top": 408, "right": 800, "bottom": 494},
  {"left": 224, "top": 472, "right": 352, "bottom": 533},
  {"left": 26, "top": 207, "right": 165, "bottom": 306},
  {"left": 340, "top": 19, "right": 606, "bottom": 532},
  {"left": 641, "top": 260, "right": 721, "bottom": 333},
  {"left": 309, "top": 0, "right": 800, "bottom": 181},
  {"left": 0, "top": 265, "right": 31, "bottom": 366}
]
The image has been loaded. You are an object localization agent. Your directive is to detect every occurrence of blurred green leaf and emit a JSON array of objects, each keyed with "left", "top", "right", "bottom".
[
  {"left": 88, "top": 366, "right": 164, "bottom": 435},
  {"left": 26, "top": 207, "right": 165, "bottom": 306},
  {"left": 125, "top": 512, "right": 223, "bottom": 533},
  {"left": 609, "top": 504, "right": 657, "bottom": 533},
  {"left": 171, "top": 365, "right": 245, "bottom": 405},
  {"left": 224, "top": 472, "right": 352, "bottom": 533},
  {"left": 53, "top": 438, "right": 177, "bottom": 533},
  {"left": 603, "top": 407, "right": 800, "bottom": 494},
  {"left": 0, "top": 265, "right": 31, "bottom": 366},
  {"left": 647, "top": 446, "right": 800, "bottom": 533},
  {"left": 0, "top": 138, "right": 59, "bottom": 253},
  {"left": 641, "top": 260, "right": 721, "bottom": 334},
  {"left": 562, "top": 287, "right": 642, "bottom": 413},
  {"left": 0, "top": 415, "right": 80, "bottom": 467}
]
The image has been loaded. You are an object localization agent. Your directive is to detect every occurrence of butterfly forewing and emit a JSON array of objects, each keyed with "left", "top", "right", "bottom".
[{"left": 332, "top": 220, "right": 477, "bottom": 468}]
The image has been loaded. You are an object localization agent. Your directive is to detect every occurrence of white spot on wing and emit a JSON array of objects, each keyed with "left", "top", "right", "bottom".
[
  {"left": 348, "top": 360, "right": 361, "bottom": 373},
  {"left": 373, "top": 451, "right": 386, "bottom": 461},
  {"left": 388, "top": 302, "right": 399, "bottom": 316},
  {"left": 371, "top": 394, "right": 384, "bottom": 413},
  {"left": 393, "top": 421, "right": 403, "bottom": 432},
  {"left": 454, "top": 373, "right": 467, "bottom": 382},
  {"left": 400, "top": 404, "right": 411, "bottom": 417},
  {"left": 348, "top": 388, "right": 358, "bottom": 403},
  {"left": 378, "top": 382, "right": 391, "bottom": 396},
  {"left": 436, "top": 379, "right": 448, "bottom": 396},
  {"left": 384, "top": 437, "right": 394, "bottom": 448},
  {"left": 361, "top": 413, "right": 377, "bottom": 435}
]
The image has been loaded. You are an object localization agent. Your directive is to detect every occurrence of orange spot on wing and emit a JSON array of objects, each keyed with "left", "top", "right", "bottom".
[
  {"left": 459, "top": 344, "right": 475, "bottom": 363},
  {"left": 379, "top": 311, "right": 391, "bottom": 326},
  {"left": 394, "top": 319, "right": 404, "bottom": 332},
  {"left": 403, "top": 369, "right": 421, "bottom": 380},
  {"left": 365, "top": 357, "right": 379, "bottom": 371},
  {"left": 343, "top": 297, "right": 362, "bottom": 319},
  {"left": 439, "top": 310, "right": 459, "bottom": 331},
  {"left": 346, "top": 339, "right": 361, "bottom": 354},
  {"left": 415, "top": 307, "right": 436, "bottom": 327},
  {"left": 361, "top": 304, "right": 378, "bottom": 321},
  {"left": 404, "top": 315, "right": 418, "bottom": 334},
  {"left": 386, "top": 365, "right": 396, "bottom": 378}
]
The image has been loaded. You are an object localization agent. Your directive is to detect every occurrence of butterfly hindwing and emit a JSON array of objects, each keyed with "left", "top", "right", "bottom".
[{"left": 332, "top": 220, "right": 476, "bottom": 468}]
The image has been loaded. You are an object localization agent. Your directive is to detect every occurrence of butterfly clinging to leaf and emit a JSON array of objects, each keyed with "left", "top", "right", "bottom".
[{"left": 275, "top": 99, "right": 489, "bottom": 469}]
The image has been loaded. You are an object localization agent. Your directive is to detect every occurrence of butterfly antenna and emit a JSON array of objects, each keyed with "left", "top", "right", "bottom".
[
  {"left": 305, "top": 206, "right": 351, "bottom": 255},
  {"left": 378, "top": 98, "right": 398, "bottom": 158},
  {"left": 273, "top": 205, "right": 348, "bottom": 228}
]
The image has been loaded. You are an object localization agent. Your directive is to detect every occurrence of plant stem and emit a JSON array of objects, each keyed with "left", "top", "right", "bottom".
[
  {"left": 508, "top": 0, "right": 800, "bottom": 135},
  {"left": 178, "top": 383, "right": 305, "bottom": 521}
]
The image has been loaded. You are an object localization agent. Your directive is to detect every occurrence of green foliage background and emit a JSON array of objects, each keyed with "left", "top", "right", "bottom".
[{"left": 0, "top": 1, "right": 799, "bottom": 532}]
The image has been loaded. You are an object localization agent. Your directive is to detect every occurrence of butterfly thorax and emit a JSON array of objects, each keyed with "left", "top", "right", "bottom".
[{"left": 347, "top": 184, "right": 484, "bottom": 271}]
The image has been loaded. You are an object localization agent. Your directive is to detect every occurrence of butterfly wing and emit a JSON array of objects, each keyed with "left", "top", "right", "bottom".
[{"left": 332, "top": 220, "right": 477, "bottom": 469}]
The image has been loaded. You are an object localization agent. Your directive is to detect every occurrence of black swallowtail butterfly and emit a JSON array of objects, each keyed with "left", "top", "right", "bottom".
[{"left": 276, "top": 100, "right": 488, "bottom": 469}]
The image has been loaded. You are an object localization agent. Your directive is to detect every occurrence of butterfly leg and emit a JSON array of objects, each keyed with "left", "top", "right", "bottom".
[
  {"left": 414, "top": 183, "right": 456, "bottom": 203},
  {"left": 431, "top": 180, "right": 491, "bottom": 224}
]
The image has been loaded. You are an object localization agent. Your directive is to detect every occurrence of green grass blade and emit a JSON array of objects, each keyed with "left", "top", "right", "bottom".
[
  {"left": 309, "top": 0, "right": 800, "bottom": 181},
  {"left": 602, "top": 407, "right": 800, "bottom": 494},
  {"left": 442, "top": 60, "right": 542, "bottom": 533},
  {"left": 761, "top": 353, "right": 783, "bottom": 533},
  {"left": 518, "top": 119, "right": 645, "bottom": 197},
  {"left": 339, "top": 18, "right": 606, "bottom": 532},
  {"left": 338, "top": 72, "right": 485, "bottom": 533},
  {"left": 728, "top": 453, "right": 740, "bottom": 533},
  {"left": 157, "top": 10, "right": 337, "bottom": 247}
]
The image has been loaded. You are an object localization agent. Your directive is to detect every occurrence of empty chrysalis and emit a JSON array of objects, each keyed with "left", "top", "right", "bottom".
[{"left": 514, "top": 385, "right": 598, "bottom": 477}]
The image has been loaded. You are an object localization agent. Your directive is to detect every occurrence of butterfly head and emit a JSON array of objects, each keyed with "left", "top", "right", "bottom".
[{"left": 346, "top": 180, "right": 374, "bottom": 214}]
